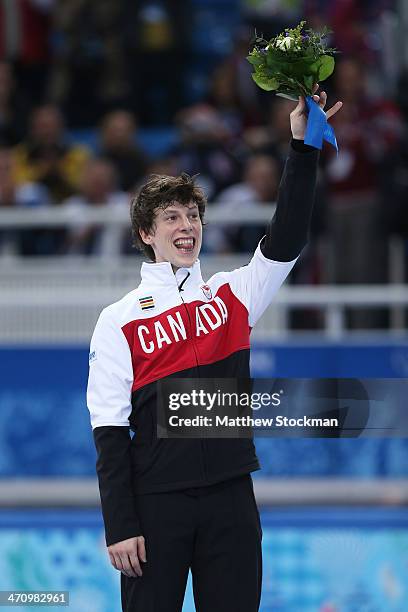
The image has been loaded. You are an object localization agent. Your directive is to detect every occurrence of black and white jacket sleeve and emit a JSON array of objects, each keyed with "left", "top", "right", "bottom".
[
  {"left": 223, "top": 138, "right": 320, "bottom": 329},
  {"left": 87, "top": 307, "right": 141, "bottom": 547}
]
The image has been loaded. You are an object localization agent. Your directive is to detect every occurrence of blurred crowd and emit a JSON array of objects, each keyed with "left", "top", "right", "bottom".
[{"left": 1, "top": 0, "right": 408, "bottom": 327}]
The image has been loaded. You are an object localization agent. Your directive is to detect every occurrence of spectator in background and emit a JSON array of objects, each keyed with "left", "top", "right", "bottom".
[
  {"left": 99, "top": 111, "right": 147, "bottom": 192},
  {"left": 0, "top": 0, "right": 53, "bottom": 105},
  {"left": 328, "top": 0, "right": 389, "bottom": 65},
  {"left": 130, "top": 155, "right": 178, "bottom": 199},
  {"left": 62, "top": 158, "right": 128, "bottom": 256},
  {"left": 379, "top": 70, "right": 408, "bottom": 279},
  {"left": 382, "top": 128, "right": 408, "bottom": 239},
  {"left": 13, "top": 104, "right": 90, "bottom": 203},
  {"left": 207, "top": 28, "right": 263, "bottom": 136},
  {"left": 173, "top": 104, "right": 242, "bottom": 200},
  {"left": 122, "top": 0, "right": 191, "bottom": 124},
  {"left": 49, "top": 0, "right": 128, "bottom": 127},
  {"left": 143, "top": 156, "right": 177, "bottom": 179},
  {"left": 322, "top": 56, "right": 402, "bottom": 327},
  {"left": 241, "top": 0, "right": 302, "bottom": 39},
  {"left": 0, "top": 148, "right": 22, "bottom": 255},
  {"left": 204, "top": 154, "right": 280, "bottom": 253},
  {"left": 0, "top": 62, "right": 29, "bottom": 146},
  {"left": 243, "top": 98, "right": 296, "bottom": 168},
  {"left": 207, "top": 65, "right": 247, "bottom": 139},
  {"left": 0, "top": 147, "right": 55, "bottom": 255}
]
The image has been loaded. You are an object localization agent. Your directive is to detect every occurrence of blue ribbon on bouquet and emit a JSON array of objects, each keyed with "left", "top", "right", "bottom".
[{"left": 304, "top": 95, "right": 338, "bottom": 152}]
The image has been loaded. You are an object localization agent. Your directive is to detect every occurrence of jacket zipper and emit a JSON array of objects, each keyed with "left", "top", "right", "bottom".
[{"left": 179, "top": 288, "right": 208, "bottom": 482}]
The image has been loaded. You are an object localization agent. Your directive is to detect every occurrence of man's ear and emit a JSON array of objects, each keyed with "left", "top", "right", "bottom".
[{"left": 139, "top": 228, "right": 153, "bottom": 245}]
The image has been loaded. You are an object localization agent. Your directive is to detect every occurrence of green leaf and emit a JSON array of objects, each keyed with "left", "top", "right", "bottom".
[
  {"left": 303, "top": 74, "right": 314, "bottom": 92},
  {"left": 252, "top": 72, "right": 279, "bottom": 91},
  {"left": 266, "top": 53, "right": 283, "bottom": 70},
  {"left": 304, "top": 46, "right": 315, "bottom": 58},
  {"left": 317, "top": 55, "right": 335, "bottom": 81},
  {"left": 246, "top": 54, "right": 264, "bottom": 67},
  {"left": 271, "top": 57, "right": 318, "bottom": 79}
]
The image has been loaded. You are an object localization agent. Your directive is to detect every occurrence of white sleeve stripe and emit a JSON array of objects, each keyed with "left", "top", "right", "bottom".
[{"left": 92, "top": 422, "right": 130, "bottom": 430}]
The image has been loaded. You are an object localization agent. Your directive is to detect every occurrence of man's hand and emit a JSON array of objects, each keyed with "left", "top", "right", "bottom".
[
  {"left": 290, "top": 84, "right": 343, "bottom": 140},
  {"left": 108, "top": 535, "right": 147, "bottom": 578}
]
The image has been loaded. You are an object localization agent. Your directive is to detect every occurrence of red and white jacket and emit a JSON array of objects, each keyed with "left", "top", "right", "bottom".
[{"left": 87, "top": 141, "right": 319, "bottom": 546}]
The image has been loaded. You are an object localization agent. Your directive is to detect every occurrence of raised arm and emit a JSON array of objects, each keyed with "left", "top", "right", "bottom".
[
  {"left": 224, "top": 88, "right": 342, "bottom": 327},
  {"left": 262, "top": 87, "right": 342, "bottom": 262}
]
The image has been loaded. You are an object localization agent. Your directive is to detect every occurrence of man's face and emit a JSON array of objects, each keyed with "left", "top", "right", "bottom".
[
  {"left": 31, "top": 106, "right": 63, "bottom": 146},
  {"left": 140, "top": 202, "right": 202, "bottom": 270}
]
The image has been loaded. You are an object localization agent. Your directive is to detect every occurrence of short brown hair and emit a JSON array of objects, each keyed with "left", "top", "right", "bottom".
[{"left": 130, "top": 173, "right": 206, "bottom": 261}]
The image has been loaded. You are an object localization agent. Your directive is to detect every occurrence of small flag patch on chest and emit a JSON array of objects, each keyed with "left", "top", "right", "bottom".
[{"left": 139, "top": 295, "right": 155, "bottom": 310}]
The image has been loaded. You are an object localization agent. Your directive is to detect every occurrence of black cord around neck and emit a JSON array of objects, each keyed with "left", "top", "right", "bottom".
[{"left": 178, "top": 271, "right": 190, "bottom": 292}]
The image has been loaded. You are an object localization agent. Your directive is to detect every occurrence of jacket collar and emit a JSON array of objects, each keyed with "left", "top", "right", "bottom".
[{"left": 140, "top": 259, "right": 204, "bottom": 289}]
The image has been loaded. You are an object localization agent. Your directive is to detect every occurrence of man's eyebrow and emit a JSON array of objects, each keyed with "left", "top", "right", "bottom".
[{"left": 162, "top": 205, "right": 199, "bottom": 214}]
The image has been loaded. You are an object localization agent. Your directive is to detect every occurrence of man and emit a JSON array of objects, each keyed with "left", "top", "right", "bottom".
[
  {"left": 87, "top": 90, "right": 342, "bottom": 612},
  {"left": 99, "top": 110, "right": 147, "bottom": 191},
  {"left": 62, "top": 158, "right": 128, "bottom": 256},
  {"left": 205, "top": 154, "right": 281, "bottom": 253},
  {"left": 13, "top": 104, "right": 90, "bottom": 203}
]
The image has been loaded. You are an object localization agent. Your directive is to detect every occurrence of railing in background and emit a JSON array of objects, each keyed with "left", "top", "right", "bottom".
[
  {"left": 0, "top": 206, "right": 407, "bottom": 340},
  {"left": 1, "top": 255, "right": 408, "bottom": 341},
  {"left": 0, "top": 478, "right": 407, "bottom": 508},
  {"left": 0, "top": 203, "right": 276, "bottom": 227}
]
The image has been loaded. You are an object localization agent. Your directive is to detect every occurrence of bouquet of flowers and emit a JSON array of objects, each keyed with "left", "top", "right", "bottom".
[{"left": 247, "top": 21, "right": 337, "bottom": 101}]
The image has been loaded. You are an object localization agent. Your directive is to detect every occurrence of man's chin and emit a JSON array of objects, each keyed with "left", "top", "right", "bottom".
[{"left": 172, "top": 251, "right": 197, "bottom": 268}]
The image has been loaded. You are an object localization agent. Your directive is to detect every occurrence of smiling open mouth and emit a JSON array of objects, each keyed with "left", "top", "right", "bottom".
[{"left": 174, "top": 238, "right": 195, "bottom": 253}]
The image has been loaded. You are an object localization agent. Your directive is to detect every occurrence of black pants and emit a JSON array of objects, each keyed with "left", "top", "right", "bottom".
[{"left": 121, "top": 475, "right": 262, "bottom": 612}]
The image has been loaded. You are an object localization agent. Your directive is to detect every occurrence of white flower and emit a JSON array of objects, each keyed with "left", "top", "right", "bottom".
[{"left": 275, "top": 36, "right": 293, "bottom": 51}]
